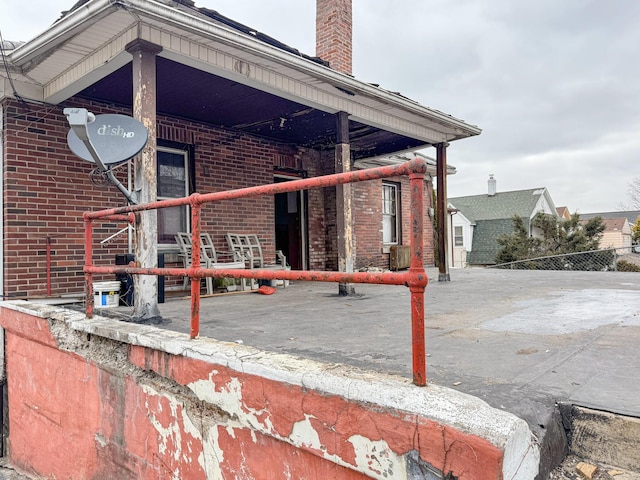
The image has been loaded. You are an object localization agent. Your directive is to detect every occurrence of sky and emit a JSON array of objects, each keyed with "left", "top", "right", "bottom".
[{"left": 2, "top": 0, "right": 639, "bottom": 213}]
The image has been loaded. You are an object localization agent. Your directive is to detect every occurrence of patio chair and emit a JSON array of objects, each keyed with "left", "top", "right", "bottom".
[
  {"left": 225, "top": 233, "right": 288, "bottom": 288},
  {"left": 175, "top": 232, "right": 246, "bottom": 294}
]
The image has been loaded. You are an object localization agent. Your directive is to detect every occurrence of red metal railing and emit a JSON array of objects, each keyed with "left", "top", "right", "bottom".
[{"left": 84, "top": 158, "right": 429, "bottom": 385}]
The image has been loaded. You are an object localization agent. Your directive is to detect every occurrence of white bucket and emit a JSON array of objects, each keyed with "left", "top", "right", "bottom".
[
  {"left": 270, "top": 266, "right": 291, "bottom": 288},
  {"left": 93, "top": 281, "right": 121, "bottom": 308}
]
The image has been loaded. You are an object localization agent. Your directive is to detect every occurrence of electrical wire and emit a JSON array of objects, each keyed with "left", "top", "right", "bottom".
[{"left": 0, "top": 27, "right": 30, "bottom": 110}]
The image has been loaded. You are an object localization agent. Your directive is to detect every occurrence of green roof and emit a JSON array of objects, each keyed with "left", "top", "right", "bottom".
[
  {"left": 450, "top": 188, "right": 547, "bottom": 222},
  {"left": 466, "top": 219, "right": 521, "bottom": 265},
  {"left": 450, "top": 188, "right": 550, "bottom": 266}
]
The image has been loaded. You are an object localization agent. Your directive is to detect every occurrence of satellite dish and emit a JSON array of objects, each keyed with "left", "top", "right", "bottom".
[{"left": 67, "top": 114, "right": 148, "bottom": 165}]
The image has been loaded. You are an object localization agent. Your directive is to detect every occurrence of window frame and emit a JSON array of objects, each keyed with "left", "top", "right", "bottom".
[
  {"left": 157, "top": 146, "right": 190, "bottom": 247},
  {"left": 454, "top": 225, "right": 464, "bottom": 247},
  {"left": 382, "top": 181, "right": 400, "bottom": 245}
]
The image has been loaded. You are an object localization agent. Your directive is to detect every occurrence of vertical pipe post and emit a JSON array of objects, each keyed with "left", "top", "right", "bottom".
[
  {"left": 127, "top": 39, "right": 163, "bottom": 319},
  {"left": 436, "top": 143, "right": 451, "bottom": 282},
  {"left": 335, "top": 111, "right": 355, "bottom": 296},
  {"left": 409, "top": 171, "right": 427, "bottom": 386},
  {"left": 190, "top": 200, "right": 202, "bottom": 338},
  {"left": 84, "top": 218, "right": 94, "bottom": 319}
]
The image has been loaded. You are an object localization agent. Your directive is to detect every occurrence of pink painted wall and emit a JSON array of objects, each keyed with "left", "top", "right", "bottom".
[{"left": 0, "top": 304, "right": 538, "bottom": 479}]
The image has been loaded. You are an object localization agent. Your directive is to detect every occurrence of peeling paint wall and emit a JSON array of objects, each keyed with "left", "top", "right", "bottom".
[{"left": 0, "top": 303, "right": 539, "bottom": 479}]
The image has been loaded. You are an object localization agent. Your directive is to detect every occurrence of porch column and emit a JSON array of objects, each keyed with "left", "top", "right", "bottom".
[
  {"left": 336, "top": 111, "right": 355, "bottom": 296},
  {"left": 126, "top": 39, "right": 162, "bottom": 319},
  {"left": 436, "top": 143, "right": 450, "bottom": 282}
]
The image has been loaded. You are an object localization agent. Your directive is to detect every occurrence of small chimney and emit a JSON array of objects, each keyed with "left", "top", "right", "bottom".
[
  {"left": 488, "top": 174, "right": 496, "bottom": 196},
  {"left": 316, "top": 0, "right": 352, "bottom": 75}
]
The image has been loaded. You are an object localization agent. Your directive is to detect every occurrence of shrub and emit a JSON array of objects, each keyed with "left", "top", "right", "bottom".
[{"left": 617, "top": 260, "right": 640, "bottom": 272}]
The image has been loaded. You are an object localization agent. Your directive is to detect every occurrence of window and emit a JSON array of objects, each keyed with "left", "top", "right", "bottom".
[
  {"left": 157, "top": 147, "right": 189, "bottom": 245},
  {"left": 454, "top": 226, "right": 464, "bottom": 247},
  {"left": 382, "top": 182, "right": 399, "bottom": 244}
]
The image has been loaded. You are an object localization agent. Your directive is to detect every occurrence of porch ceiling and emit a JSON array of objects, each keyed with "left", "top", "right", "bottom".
[
  {"left": 5, "top": 0, "right": 482, "bottom": 160},
  {"left": 78, "top": 57, "right": 424, "bottom": 158}
]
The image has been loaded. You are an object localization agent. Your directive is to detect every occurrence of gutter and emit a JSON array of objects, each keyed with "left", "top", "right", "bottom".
[
  {"left": 8, "top": 0, "right": 116, "bottom": 68},
  {"left": 9, "top": 0, "right": 480, "bottom": 139}
]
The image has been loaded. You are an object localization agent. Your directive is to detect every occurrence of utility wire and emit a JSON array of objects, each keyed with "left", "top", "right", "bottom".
[{"left": 0, "top": 26, "right": 30, "bottom": 110}]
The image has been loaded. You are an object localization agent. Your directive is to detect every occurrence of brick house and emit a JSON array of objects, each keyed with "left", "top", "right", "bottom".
[{"left": 0, "top": 0, "right": 479, "bottom": 299}]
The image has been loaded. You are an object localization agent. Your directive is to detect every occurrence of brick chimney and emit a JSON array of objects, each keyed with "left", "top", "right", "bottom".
[{"left": 316, "top": 0, "right": 352, "bottom": 75}]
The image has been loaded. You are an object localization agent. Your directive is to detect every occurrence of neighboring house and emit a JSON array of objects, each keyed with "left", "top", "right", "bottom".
[
  {"left": 556, "top": 206, "right": 571, "bottom": 220},
  {"left": 580, "top": 211, "right": 639, "bottom": 252},
  {"left": 580, "top": 211, "right": 640, "bottom": 228},
  {"left": 0, "top": 0, "right": 480, "bottom": 298},
  {"left": 449, "top": 175, "right": 558, "bottom": 267},
  {"left": 599, "top": 218, "right": 632, "bottom": 252}
]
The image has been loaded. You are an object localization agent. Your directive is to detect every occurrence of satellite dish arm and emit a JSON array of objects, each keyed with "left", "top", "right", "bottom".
[
  {"left": 63, "top": 108, "right": 138, "bottom": 205},
  {"left": 98, "top": 158, "right": 139, "bottom": 205}
]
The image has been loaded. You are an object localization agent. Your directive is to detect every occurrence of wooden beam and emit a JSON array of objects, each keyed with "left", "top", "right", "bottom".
[
  {"left": 335, "top": 111, "right": 355, "bottom": 296},
  {"left": 436, "top": 143, "right": 450, "bottom": 282},
  {"left": 126, "top": 39, "right": 163, "bottom": 318}
]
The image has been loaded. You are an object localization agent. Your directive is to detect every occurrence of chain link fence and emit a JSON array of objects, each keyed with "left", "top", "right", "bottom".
[{"left": 489, "top": 247, "right": 640, "bottom": 272}]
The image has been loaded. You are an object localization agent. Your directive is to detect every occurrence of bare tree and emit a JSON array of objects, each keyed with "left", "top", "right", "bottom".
[{"left": 619, "top": 177, "right": 640, "bottom": 210}]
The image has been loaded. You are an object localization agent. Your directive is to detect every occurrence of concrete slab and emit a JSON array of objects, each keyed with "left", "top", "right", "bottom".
[{"left": 108, "top": 268, "right": 640, "bottom": 476}]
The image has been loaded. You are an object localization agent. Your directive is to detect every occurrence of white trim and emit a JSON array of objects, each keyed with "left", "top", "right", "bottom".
[
  {"left": 382, "top": 182, "right": 399, "bottom": 246},
  {"left": 45, "top": 38, "right": 134, "bottom": 104}
]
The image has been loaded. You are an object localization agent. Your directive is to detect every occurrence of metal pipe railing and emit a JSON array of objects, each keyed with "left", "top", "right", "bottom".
[{"left": 84, "top": 158, "right": 430, "bottom": 385}]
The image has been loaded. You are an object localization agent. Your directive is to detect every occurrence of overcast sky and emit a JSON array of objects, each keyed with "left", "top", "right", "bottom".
[{"left": 2, "top": 0, "right": 639, "bottom": 213}]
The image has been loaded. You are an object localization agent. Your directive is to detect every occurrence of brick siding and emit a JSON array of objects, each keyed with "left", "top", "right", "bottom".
[
  {"left": 2, "top": 98, "right": 435, "bottom": 298},
  {"left": 316, "top": 0, "right": 353, "bottom": 75}
]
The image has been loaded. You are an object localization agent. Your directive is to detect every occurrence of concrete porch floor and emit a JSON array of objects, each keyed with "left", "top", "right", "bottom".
[{"left": 108, "top": 267, "right": 640, "bottom": 476}]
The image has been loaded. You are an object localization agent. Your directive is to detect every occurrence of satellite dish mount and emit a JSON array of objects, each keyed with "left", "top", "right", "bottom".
[{"left": 64, "top": 108, "right": 150, "bottom": 204}]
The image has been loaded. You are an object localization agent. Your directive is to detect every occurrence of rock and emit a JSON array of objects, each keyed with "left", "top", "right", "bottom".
[{"left": 575, "top": 462, "right": 598, "bottom": 479}]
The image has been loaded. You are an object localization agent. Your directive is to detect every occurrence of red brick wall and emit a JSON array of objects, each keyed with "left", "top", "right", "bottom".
[
  {"left": 353, "top": 175, "right": 435, "bottom": 270},
  {"left": 353, "top": 179, "right": 380, "bottom": 268},
  {"left": 301, "top": 149, "right": 333, "bottom": 270},
  {"left": 2, "top": 99, "right": 319, "bottom": 298},
  {"left": 2, "top": 100, "right": 130, "bottom": 298},
  {"left": 2, "top": 98, "right": 435, "bottom": 298}
]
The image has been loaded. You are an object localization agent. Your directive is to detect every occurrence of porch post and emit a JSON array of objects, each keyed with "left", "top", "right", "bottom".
[
  {"left": 126, "top": 39, "right": 162, "bottom": 318},
  {"left": 436, "top": 143, "right": 450, "bottom": 282},
  {"left": 335, "top": 111, "right": 355, "bottom": 296}
]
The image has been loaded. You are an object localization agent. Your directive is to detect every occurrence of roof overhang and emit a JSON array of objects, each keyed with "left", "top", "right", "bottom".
[
  {"left": 3, "top": 0, "right": 481, "bottom": 159},
  {"left": 354, "top": 151, "right": 456, "bottom": 176}
]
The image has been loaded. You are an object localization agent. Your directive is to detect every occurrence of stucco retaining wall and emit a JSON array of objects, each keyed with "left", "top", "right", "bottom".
[{"left": 0, "top": 302, "right": 539, "bottom": 479}]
